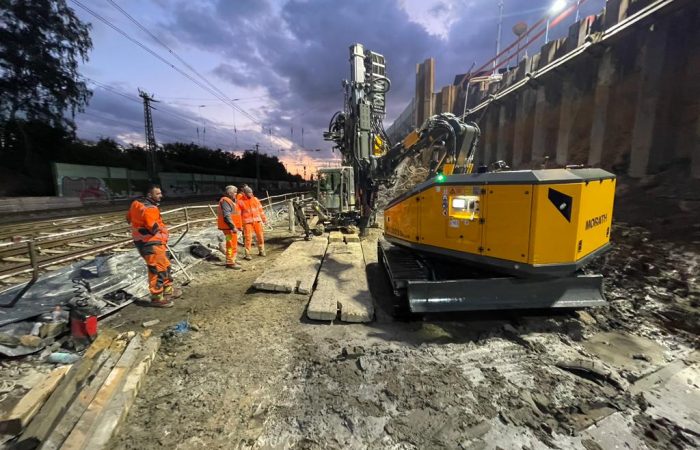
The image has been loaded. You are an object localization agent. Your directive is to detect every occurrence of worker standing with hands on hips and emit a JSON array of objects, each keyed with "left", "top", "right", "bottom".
[
  {"left": 217, "top": 185, "right": 243, "bottom": 269},
  {"left": 126, "top": 185, "right": 181, "bottom": 307},
  {"left": 238, "top": 186, "right": 267, "bottom": 260}
]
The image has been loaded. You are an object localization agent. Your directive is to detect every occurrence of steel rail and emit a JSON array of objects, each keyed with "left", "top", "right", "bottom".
[{"left": 0, "top": 192, "right": 308, "bottom": 282}]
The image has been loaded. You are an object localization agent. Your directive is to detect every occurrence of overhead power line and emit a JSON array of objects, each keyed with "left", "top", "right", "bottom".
[
  {"left": 81, "top": 0, "right": 290, "bottom": 150},
  {"left": 87, "top": 77, "right": 227, "bottom": 133}
]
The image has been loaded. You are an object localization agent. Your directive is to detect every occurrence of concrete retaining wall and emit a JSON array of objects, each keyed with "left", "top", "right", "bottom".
[{"left": 463, "top": 0, "right": 700, "bottom": 178}]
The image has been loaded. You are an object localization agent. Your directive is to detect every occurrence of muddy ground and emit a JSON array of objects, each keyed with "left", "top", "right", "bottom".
[{"left": 104, "top": 180, "right": 700, "bottom": 450}]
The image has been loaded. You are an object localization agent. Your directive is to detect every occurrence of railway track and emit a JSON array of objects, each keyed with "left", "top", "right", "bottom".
[
  {"left": 0, "top": 205, "right": 216, "bottom": 285},
  {"left": 0, "top": 192, "right": 306, "bottom": 287}
]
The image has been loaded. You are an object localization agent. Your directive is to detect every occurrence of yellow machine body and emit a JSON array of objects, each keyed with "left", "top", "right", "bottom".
[{"left": 384, "top": 168, "right": 615, "bottom": 277}]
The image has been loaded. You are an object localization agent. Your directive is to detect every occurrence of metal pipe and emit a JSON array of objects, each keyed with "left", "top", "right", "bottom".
[
  {"left": 0, "top": 191, "right": 308, "bottom": 284},
  {"left": 166, "top": 243, "right": 192, "bottom": 284},
  {"left": 170, "top": 206, "right": 191, "bottom": 247},
  {"left": 288, "top": 199, "right": 295, "bottom": 233},
  {"left": 0, "top": 238, "right": 132, "bottom": 281}
]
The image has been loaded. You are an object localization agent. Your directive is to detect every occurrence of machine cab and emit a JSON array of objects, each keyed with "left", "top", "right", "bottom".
[{"left": 316, "top": 167, "right": 356, "bottom": 213}]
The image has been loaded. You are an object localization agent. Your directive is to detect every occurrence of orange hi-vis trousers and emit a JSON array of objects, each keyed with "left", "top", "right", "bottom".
[
  {"left": 222, "top": 229, "right": 238, "bottom": 265},
  {"left": 138, "top": 243, "right": 172, "bottom": 299},
  {"left": 244, "top": 222, "right": 264, "bottom": 254}
]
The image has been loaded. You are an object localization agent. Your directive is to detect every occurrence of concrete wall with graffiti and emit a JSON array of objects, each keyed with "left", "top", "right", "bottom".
[
  {"left": 52, "top": 162, "right": 300, "bottom": 200},
  {"left": 52, "top": 163, "right": 148, "bottom": 200}
]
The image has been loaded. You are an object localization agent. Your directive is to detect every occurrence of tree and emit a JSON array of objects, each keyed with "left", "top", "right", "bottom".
[{"left": 0, "top": 0, "right": 92, "bottom": 128}]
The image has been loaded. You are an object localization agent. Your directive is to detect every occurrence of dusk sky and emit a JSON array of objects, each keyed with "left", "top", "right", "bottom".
[{"left": 71, "top": 0, "right": 606, "bottom": 176}]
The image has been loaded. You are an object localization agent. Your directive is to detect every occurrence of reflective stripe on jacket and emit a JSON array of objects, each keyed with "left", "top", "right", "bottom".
[
  {"left": 238, "top": 196, "right": 266, "bottom": 224},
  {"left": 126, "top": 198, "right": 168, "bottom": 244},
  {"left": 217, "top": 196, "right": 242, "bottom": 230}
]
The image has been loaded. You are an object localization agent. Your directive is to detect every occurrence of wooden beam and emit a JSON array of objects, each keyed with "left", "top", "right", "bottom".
[
  {"left": 85, "top": 337, "right": 161, "bottom": 449},
  {"left": 0, "top": 366, "right": 71, "bottom": 436},
  {"left": 40, "top": 339, "right": 128, "bottom": 450},
  {"left": 15, "top": 331, "right": 116, "bottom": 450},
  {"left": 60, "top": 335, "right": 145, "bottom": 450}
]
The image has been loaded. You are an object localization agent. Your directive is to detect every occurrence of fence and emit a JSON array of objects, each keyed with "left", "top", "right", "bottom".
[{"left": 0, "top": 191, "right": 310, "bottom": 303}]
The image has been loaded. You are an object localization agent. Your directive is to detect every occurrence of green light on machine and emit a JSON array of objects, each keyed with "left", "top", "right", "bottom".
[{"left": 436, "top": 173, "right": 445, "bottom": 182}]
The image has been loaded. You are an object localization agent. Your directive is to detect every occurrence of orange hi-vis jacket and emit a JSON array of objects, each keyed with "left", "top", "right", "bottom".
[
  {"left": 239, "top": 196, "right": 266, "bottom": 224},
  {"left": 217, "top": 196, "right": 242, "bottom": 230},
  {"left": 126, "top": 198, "right": 168, "bottom": 245}
]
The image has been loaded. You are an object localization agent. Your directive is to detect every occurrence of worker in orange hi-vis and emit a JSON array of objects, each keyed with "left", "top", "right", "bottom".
[
  {"left": 217, "top": 185, "right": 243, "bottom": 270},
  {"left": 238, "top": 186, "right": 267, "bottom": 260},
  {"left": 236, "top": 184, "right": 248, "bottom": 202},
  {"left": 236, "top": 184, "right": 249, "bottom": 244},
  {"left": 126, "top": 185, "right": 181, "bottom": 307}
]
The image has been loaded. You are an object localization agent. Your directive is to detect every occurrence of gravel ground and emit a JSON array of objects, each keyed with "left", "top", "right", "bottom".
[{"left": 104, "top": 205, "right": 699, "bottom": 450}]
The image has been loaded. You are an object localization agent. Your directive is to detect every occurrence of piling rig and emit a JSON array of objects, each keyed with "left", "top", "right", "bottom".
[{"left": 323, "top": 43, "right": 616, "bottom": 313}]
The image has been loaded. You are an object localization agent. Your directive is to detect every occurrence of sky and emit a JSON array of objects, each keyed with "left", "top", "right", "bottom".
[{"left": 71, "top": 0, "right": 606, "bottom": 177}]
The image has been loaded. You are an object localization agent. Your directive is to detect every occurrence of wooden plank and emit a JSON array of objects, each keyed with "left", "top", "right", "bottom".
[
  {"left": 15, "top": 331, "right": 116, "bottom": 450},
  {"left": 0, "top": 366, "right": 71, "bottom": 436},
  {"left": 40, "top": 339, "right": 128, "bottom": 450},
  {"left": 60, "top": 335, "right": 145, "bottom": 450},
  {"left": 84, "top": 337, "right": 161, "bottom": 449}
]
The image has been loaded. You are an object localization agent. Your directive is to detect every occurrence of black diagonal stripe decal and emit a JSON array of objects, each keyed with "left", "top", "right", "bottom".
[{"left": 548, "top": 188, "right": 572, "bottom": 222}]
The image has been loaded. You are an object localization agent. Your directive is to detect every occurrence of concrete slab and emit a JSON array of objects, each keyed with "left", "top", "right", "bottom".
[
  {"left": 360, "top": 239, "right": 378, "bottom": 266},
  {"left": 581, "top": 412, "right": 650, "bottom": 449},
  {"left": 643, "top": 363, "right": 700, "bottom": 436},
  {"left": 328, "top": 231, "right": 343, "bottom": 243},
  {"left": 343, "top": 233, "right": 360, "bottom": 243},
  {"left": 307, "top": 242, "right": 374, "bottom": 323},
  {"left": 253, "top": 237, "right": 327, "bottom": 294}
]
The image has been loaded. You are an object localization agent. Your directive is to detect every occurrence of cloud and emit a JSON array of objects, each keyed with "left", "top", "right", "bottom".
[
  {"left": 429, "top": 2, "right": 450, "bottom": 16},
  {"left": 76, "top": 0, "right": 608, "bottom": 174},
  {"left": 158, "top": 0, "right": 444, "bottom": 152},
  {"left": 75, "top": 86, "right": 277, "bottom": 151}
]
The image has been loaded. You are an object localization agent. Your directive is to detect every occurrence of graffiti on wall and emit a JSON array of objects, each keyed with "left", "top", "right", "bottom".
[{"left": 61, "top": 176, "right": 110, "bottom": 202}]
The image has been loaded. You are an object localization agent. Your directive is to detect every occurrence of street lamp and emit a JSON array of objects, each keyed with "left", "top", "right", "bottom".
[
  {"left": 493, "top": 1, "right": 504, "bottom": 76},
  {"left": 545, "top": 0, "right": 568, "bottom": 43}
]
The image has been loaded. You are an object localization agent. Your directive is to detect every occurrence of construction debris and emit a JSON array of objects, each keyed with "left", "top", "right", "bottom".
[
  {"left": 3, "top": 328, "right": 160, "bottom": 450},
  {"left": 141, "top": 319, "right": 160, "bottom": 328},
  {"left": 0, "top": 365, "right": 70, "bottom": 436}
]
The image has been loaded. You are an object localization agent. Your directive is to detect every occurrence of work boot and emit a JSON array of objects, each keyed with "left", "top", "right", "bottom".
[
  {"left": 259, "top": 247, "right": 266, "bottom": 257},
  {"left": 226, "top": 263, "right": 243, "bottom": 270},
  {"left": 244, "top": 250, "right": 253, "bottom": 261},
  {"left": 164, "top": 285, "right": 182, "bottom": 299},
  {"left": 150, "top": 294, "right": 174, "bottom": 308}
]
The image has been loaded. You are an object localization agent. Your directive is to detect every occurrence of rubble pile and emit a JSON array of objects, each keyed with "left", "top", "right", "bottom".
[
  {"left": 375, "top": 156, "right": 429, "bottom": 209},
  {"left": 253, "top": 220, "right": 699, "bottom": 449},
  {"left": 591, "top": 222, "right": 700, "bottom": 342}
]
